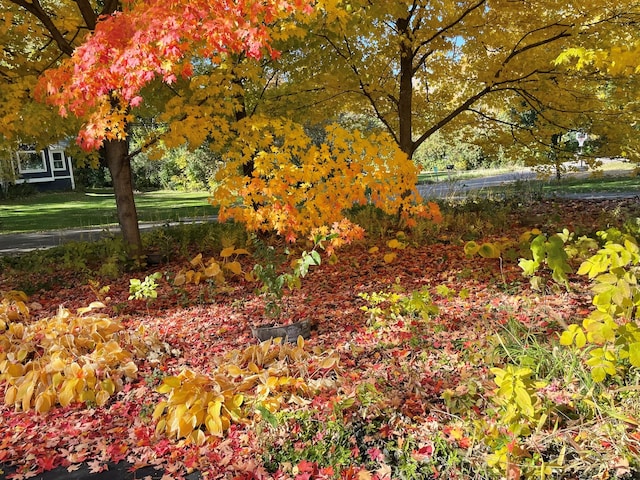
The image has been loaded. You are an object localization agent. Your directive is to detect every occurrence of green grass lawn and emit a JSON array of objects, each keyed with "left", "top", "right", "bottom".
[
  {"left": 0, "top": 190, "right": 216, "bottom": 234},
  {"left": 541, "top": 174, "right": 640, "bottom": 195},
  {"left": 417, "top": 165, "right": 522, "bottom": 183},
  {"left": 491, "top": 172, "right": 639, "bottom": 199}
]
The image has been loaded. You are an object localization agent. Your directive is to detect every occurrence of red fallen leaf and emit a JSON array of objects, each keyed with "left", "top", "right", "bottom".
[
  {"left": 340, "top": 466, "right": 361, "bottom": 480},
  {"left": 378, "top": 424, "right": 392, "bottom": 438},
  {"left": 457, "top": 436, "right": 472, "bottom": 449},
  {"left": 507, "top": 463, "right": 521, "bottom": 480},
  {"left": 37, "top": 455, "right": 59, "bottom": 471},
  {"left": 106, "top": 442, "right": 128, "bottom": 463},
  {"left": 319, "top": 467, "right": 335, "bottom": 476},
  {"left": 296, "top": 459, "right": 317, "bottom": 473},
  {"left": 367, "top": 447, "right": 385, "bottom": 462},
  {"left": 411, "top": 444, "right": 434, "bottom": 462},
  {"left": 1, "top": 199, "right": 630, "bottom": 477}
]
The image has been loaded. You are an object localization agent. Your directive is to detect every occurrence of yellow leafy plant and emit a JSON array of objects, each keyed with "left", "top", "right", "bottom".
[
  {"left": 211, "top": 118, "right": 440, "bottom": 242},
  {"left": 174, "top": 247, "right": 251, "bottom": 287},
  {"left": 490, "top": 365, "right": 547, "bottom": 437},
  {"left": 153, "top": 337, "right": 341, "bottom": 444},
  {"left": 465, "top": 237, "right": 516, "bottom": 286},
  {"left": 0, "top": 290, "right": 30, "bottom": 330},
  {"left": 560, "top": 232, "right": 640, "bottom": 382},
  {"left": 0, "top": 297, "right": 163, "bottom": 413},
  {"left": 153, "top": 369, "right": 244, "bottom": 445}
]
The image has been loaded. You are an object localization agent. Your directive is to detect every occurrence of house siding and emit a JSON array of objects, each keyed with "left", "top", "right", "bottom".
[{"left": 14, "top": 145, "right": 75, "bottom": 191}]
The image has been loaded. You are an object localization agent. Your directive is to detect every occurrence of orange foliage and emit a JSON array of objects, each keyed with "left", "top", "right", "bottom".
[{"left": 211, "top": 118, "right": 441, "bottom": 241}]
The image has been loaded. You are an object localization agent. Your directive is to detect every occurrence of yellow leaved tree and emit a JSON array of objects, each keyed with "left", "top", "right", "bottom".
[
  {"left": 258, "top": 0, "right": 640, "bottom": 170},
  {"left": 0, "top": 0, "right": 94, "bottom": 187},
  {"left": 555, "top": 19, "right": 640, "bottom": 163}
]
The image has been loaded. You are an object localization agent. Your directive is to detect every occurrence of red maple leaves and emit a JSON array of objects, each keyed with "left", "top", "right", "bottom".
[{"left": 37, "top": 0, "right": 314, "bottom": 150}]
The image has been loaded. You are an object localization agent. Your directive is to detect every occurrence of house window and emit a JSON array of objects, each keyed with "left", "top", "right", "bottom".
[
  {"left": 16, "top": 149, "right": 46, "bottom": 173},
  {"left": 51, "top": 150, "right": 66, "bottom": 170}
]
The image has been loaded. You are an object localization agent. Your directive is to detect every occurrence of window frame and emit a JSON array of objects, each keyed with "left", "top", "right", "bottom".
[
  {"left": 16, "top": 149, "right": 47, "bottom": 174},
  {"left": 50, "top": 149, "right": 66, "bottom": 171}
]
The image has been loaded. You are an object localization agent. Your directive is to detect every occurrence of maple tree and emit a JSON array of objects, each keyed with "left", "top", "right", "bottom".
[
  {"left": 554, "top": 25, "right": 640, "bottom": 162},
  {"left": 262, "top": 1, "right": 640, "bottom": 167},
  {"left": 19, "top": 0, "right": 311, "bottom": 254},
  {"left": 141, "top": 44, "right": 441, "bottom": 240},
  {"left": 208, "top": 118, "right": 440, "bottom": 240}
]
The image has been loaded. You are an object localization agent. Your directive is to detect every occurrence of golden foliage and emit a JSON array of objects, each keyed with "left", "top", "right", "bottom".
[
  {"left": 211, "top": 118, "right": 439, "bottom": 241},
  {"left": 153, "top": 337, "right": 341, "bottom": 444},
  {"left": 174, "top": 247, "right": 251, "bottom": 286},
  {"left": 0, "top": 292, "right": 163, "bottom": 413}
]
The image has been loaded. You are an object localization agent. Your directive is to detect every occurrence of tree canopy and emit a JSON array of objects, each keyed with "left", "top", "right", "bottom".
[
  {"left": 0, "top": 0, "right": 112, "bottom": 152},
  {"left": 261, "top": 1, "right": 640, "bottom": 163},
  {"left": 37, "top": 0, "right": 314, "bottom": 150}
]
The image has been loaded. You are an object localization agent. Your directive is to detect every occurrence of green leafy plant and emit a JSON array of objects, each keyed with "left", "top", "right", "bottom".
[
  {"left": 464, "top": 238, "right": 515, "bottom": 285},
  {"left": 128, "top": 271, "right": 162, "bottom": 301},
  {"left": 259, "top": 409, "right": 356, "bottom": 473},
  {"left": 359, "top": 283, "right": 439, "bottom": 328},
  {"left": 560, "top": 231, "right": 640, "bottom": 382},
  {"left": 252, "top": 229, "right": 339, "bottom": 319},
  {"left": 518, "top": 229, "right": 573, "bottom": 291}
]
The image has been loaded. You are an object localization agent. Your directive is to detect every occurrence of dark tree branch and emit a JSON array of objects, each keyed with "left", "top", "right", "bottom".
[
  {"left": 73, "top": 0, "right": 97, "bottom": 30},
  {"left": 9, "top": 0, "right": 74, "bottom": 55}
]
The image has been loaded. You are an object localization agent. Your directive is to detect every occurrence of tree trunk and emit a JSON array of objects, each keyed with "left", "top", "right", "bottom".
[
  {"left": 103, "top": 138, "right": 142, "bottom": 256},
  {"left": 396, "top": 17, "right": 415, "bottom": 160}
]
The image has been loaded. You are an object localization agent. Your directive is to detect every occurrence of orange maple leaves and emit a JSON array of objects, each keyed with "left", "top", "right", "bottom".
[
  {"left": 37, "top": 0, "right": 314, "bottom": 150},
  {"left": 211, "top": 119, "right": 441, "bottom": 241}
]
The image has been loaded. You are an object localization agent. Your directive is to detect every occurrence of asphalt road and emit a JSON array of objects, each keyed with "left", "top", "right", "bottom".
[{"left": 417, "top": 169, "right": 537, "bottom": 198}]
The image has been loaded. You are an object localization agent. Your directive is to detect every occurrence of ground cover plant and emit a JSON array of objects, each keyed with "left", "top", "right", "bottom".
[{"left": 1, "top": 196, "right": 640, "bottom": 479}]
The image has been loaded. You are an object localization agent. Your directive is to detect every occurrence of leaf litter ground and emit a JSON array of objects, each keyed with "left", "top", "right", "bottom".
[{"left": 1, "top": 198, "right": 638, "bottom": 480}]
